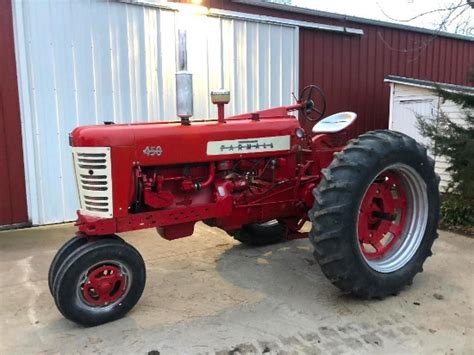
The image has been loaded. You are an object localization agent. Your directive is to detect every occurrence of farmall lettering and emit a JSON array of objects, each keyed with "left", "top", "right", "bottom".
[
  {"left": 221, "top": 140, "right": 268, "bottom": 152},
  {"left": 50, "top": 30, "right": 439, "bottom": 327},
  {"left": 207, "top": 135, "right": 290, "bottom": 155}
]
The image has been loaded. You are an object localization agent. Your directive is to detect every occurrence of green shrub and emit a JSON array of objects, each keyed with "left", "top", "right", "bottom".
[
  {"left": 440, "top": 194, "right": 474, "bottom": 227},
  {"left": 417, "top": 70, "right": 473, "bottom": 229}
]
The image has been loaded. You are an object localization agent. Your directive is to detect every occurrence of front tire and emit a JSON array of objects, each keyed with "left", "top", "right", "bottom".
[
  {"left": 53, "top": 239, "right": 146, "bottom": 326},
  {"left": 48, "top": 234, "right": 124, "bottom": 296},
  {"left": 309, "top": 130, "right": 439, "bottom": 299},
  {"left": 48, "top": 236, "right": 88, "bottom": 296}
]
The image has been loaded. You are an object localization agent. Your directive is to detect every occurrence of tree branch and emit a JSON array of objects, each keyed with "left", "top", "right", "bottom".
[{"left": 376, "top": 0, "right": 469, "bottom": 23}]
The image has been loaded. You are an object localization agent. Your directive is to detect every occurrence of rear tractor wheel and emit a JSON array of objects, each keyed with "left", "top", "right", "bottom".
[
  {"left": 310, "top": 130, "right": 439, "bottom": 299},
  {"left": 52, "top": 238, "right": 146, "bottom": 326}
]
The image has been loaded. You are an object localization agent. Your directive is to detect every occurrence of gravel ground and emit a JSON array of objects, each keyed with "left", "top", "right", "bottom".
[{"left": 0, "top": 223, "right": 472, "bottom": 354}]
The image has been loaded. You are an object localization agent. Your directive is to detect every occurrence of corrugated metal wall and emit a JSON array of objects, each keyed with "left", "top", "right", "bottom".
[
  {"left": 204, "top": 0, "right": 474, "bottom": 136},
  {"left": 0, "top": 0, "right": 28, "bottom": 226},
  {"left": 299, "top": 27, "right": 474, "bottom": 135},
  {"left": 12, "top": 0, "right": 298, "bottom": 225}
]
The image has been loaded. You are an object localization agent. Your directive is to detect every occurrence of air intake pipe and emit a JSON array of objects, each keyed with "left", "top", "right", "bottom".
[{"left": 176, "top": 30, "right": 193, "bottom": 125}]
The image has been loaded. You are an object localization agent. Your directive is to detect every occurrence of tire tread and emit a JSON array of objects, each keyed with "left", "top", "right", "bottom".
[{"left": 309, "top": 129, "right": 440, "bottom": 299}]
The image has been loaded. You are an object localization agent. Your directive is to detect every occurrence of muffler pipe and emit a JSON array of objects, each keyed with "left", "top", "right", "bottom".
[{"left": 176, "top": 30, "right": 193, "bottom": 125}]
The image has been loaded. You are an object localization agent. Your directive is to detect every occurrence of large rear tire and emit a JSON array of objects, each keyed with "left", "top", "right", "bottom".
[
  {"left": 232, "top": 220, "right": 286, "bottom": 246},
  {"left": 309, "top": 130, "right": 440, "bottom": 299}
]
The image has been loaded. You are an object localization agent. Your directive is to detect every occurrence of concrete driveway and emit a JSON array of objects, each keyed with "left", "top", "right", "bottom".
[{"left": 0, "top": 223, "right": 472, "bottom": 354}]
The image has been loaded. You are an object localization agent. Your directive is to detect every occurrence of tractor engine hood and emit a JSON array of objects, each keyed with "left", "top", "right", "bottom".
[{"left": 70, "top": 115, "right": 300, "bottom": 166}]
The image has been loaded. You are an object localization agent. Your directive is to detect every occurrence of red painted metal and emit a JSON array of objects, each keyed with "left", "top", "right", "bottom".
[
  {"left": 217, "top": 103, "right": 225, "bottom": 123},
  {"left": 0, "top": 1, "right": 28, "bottom": 226},
  {"left": 181, "top": 163, "right": 216, "bottom": 191},
  {"left": 71, "top": 101, "right": 349, "bottom": 239},
  {"left": 72, "top": 107, "right": 305, "bottom": 220},
  {"left": 357, "top": 170, "right": 407, "bottom": 259},
  {"left": 71, "top": 116, "right": 299, "bottom": 166},
  {"left": 81, "top": 264, "right": 128, "bottom": 306}
]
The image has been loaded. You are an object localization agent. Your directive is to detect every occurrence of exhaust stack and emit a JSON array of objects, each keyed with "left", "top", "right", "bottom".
[{"left": 176, "top": 30, "right": 193, "bottom": 125}]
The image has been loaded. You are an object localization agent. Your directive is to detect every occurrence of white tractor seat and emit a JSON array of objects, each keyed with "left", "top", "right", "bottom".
[{"left": 312, "top": 112, "right": 357, "bottom": 134}]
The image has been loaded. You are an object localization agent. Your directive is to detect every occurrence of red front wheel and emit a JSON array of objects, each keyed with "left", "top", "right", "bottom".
[
  {"left": 48, "top": 234, "right": 124, "bottom": 296},
  {"left": 52, "top": 239, "right": 146, "bottom": 326},
  {"left": 79, "top": 262, "right": 130, "bottom": 307},
  {"left": 310, "top": 130, "right": 439, "bottom": 299}
]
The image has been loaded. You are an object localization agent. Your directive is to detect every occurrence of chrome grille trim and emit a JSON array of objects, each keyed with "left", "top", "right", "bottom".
[{"left": 72, "top": 147, "right": 113, "bottom": 218}]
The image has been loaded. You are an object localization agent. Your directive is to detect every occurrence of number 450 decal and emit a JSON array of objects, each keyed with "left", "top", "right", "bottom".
[{"left": 143, "top": 146, "right": 163, "bottom": 157}]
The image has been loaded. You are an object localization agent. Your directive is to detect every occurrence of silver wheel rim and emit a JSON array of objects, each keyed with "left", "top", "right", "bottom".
[
  {"left": 260, "top": 220, "right": 279, "bottom": 227},
  {"left": 357, "top": 164, "right": 429, "bottom": 273}
]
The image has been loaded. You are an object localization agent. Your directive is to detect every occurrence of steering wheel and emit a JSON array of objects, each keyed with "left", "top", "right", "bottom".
[{"left": 298, "top": 85, "right": 327, "bottom": 122}]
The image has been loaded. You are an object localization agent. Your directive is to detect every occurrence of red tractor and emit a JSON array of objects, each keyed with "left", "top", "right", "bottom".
[{"left": 49, "top": 32, "right": 439, "bottom": 327}]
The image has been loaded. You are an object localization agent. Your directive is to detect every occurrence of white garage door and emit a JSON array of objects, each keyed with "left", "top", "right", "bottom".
[
  {"left": 391, "top": 97, "right": 438, "bottom": 148},
  {"left": 388, "top": 83, "right": 455, "bottom": 190},
  {"left": 13, "top": 0, "right": 299, "bottom": 225}
]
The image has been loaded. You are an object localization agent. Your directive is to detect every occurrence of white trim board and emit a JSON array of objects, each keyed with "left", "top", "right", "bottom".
[{"left": 118, "top": 0, "right": 364, "bottom": 35}]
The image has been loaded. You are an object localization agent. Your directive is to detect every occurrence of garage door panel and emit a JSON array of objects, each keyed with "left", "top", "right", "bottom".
[
  {"left": 391, "top": 97, "right": 438, "bottom": 147},
  {"left": 13, "top": 0, "right": 298, "bottom": 224}
]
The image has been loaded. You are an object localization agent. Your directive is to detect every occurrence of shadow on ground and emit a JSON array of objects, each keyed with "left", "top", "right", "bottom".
[{"left": 0, "top": 224, "right": 472, "bottom": 354}]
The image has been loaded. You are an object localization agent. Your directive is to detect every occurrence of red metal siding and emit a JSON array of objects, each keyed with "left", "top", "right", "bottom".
[
  {"left": 299, "top": 26, "right": 473, "bottom": 135},
  {"left": 204, "top": 1, "right": 474, "bottom": 135},
  {"left": 0, "top": 1, "right": 28, "bottom": 226}
]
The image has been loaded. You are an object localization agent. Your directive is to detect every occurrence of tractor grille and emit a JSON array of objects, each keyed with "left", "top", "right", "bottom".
[{"left": 72, "top": 147, "right": 113, "bottom": 218}]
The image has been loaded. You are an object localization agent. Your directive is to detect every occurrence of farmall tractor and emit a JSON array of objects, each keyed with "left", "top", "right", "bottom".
[{"left": 49, "top": 32, "right": 439, "bottom": 326}]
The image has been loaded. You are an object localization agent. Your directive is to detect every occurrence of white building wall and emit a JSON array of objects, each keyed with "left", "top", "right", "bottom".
[
  {"left": 389, "top": 82, "right": 469, "bottom": 191},
  {"left": 12, "top": 0, "right": 299, "bottom": 225}
]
